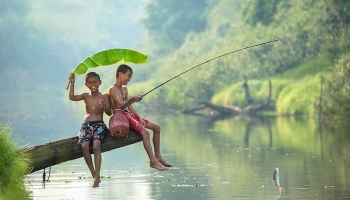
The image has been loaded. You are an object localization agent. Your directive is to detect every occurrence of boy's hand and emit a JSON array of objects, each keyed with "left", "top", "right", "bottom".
[
  {"left": 139, "top": 117, "right": 146, "bottom": 126},
  {"left": 99, "top": 99, "right": 105, "bottom": 108},
  {"left": 68, "top": 73, "right": 75, "bottom": 84},
  {"left": 132, "top": 95, "right": 143, "bottom": 102}
]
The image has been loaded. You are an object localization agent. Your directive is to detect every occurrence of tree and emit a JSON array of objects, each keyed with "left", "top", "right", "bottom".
[
  {"left": 140, "top": 0, "right": 215, "bottom": 54},
  {"left": 241, "top": 0, "right": 285, "bottom": 26},
  {"left": 320, "top": 54, "right": 350, "bottom": 120}
]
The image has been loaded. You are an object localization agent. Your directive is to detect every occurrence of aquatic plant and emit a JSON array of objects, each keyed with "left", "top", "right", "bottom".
[{"left": 0, "top": 123, "right": 31, "bottom": 200}]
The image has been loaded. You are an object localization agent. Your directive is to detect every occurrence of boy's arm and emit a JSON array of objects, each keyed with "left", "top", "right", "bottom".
[
  {"left": 103, "top": 94, "right": 112, "bottom": 116},
  {"left": 125, "top": 88, "right": 143, "bottom": 119},
  {"left": 108, "top": 86, "right": 139, "bottom": 110},
  {"left": 68, "top": 73, "right": 84, "bottom": 101}
]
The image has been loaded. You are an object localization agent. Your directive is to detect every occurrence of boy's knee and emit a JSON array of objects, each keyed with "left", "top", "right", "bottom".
[
  {"left": 152, "top": 124, "right": 160, "bottom": 133},
  {"left": 156, "top": 125, "right": 160, "bottom": 133},
  {"left": 93, "top": 145, "right": 101, "bottom": 153},
  {"left": 141, "top": 129, "right": 150, "bottom": 139},
  {"left": 93, "top": 141, "right": 101, "bottom": 152},
  {"left": 81, "top": 142, "right": 90, "bottom": 151},
  {"left": 81, "top": 147, "right": 89, "bottom": 153}
]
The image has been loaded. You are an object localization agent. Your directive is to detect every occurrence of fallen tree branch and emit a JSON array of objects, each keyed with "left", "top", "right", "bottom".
[{"left": 23, "top": 130, "right": 142, "bottom": 174}]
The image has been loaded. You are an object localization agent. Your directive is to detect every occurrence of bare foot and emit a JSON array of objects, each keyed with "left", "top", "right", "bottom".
[
  {"left": 92, "top": 177, "right": 101, "bottom": 188},
  {"left": 150, "top": 161, "right": 168, "bottom": 171},
  {"left": 157, "top": 157, "right": 172, "bottom": 167}
]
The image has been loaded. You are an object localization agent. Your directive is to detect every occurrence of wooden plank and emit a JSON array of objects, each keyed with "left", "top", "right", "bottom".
[{"left": 23, "top": 130, "right": 142, "bottom": 174}]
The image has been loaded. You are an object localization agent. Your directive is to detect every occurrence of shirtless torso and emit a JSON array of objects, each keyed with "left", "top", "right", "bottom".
[
  {"left": 108, "top": 84, "right": 128, "bottom": 111},
  {"left": 82, "top": 92, "right": 110, "bottom": 122}
]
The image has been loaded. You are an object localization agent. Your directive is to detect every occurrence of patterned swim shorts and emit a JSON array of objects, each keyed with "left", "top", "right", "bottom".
[
  {"left": 78, "top": 120, "right": 108, "bottom": 146},
  {"left": 123, "top": 111, "right": 149, "bottom": 134}
]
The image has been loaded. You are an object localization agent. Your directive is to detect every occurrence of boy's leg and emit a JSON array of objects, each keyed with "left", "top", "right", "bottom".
[
  {"left": 92, "top": 140, "right": 102, "bottom": 188},
  {"left": 81, "top": 141, "right": 96, "bottom": 178},
  {"left": 140, "top": 128, "right": 168, "bottom": 171},
  {"left": 146, "top": 122, "right": 172, "bottom": 167}
]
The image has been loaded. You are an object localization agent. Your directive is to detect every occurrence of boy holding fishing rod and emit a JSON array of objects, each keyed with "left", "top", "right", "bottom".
[
  {"left": 108, "top": 64, "right": 172, "bottom": 171},
  {"left": 68, "top": 72, "right": 111, "bottom": 188}
]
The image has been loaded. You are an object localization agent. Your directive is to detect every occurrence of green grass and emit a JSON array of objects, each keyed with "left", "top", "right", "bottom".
[
  {"left": 213, "top": 81, "right": 255, "bottom": 107},
  {"left": 274, "top": 76, "right": 322, "bottom": 116},
  {"left": 278, "top": 54, "right": 334, "bottom": 79},
  {"left": 0, "top": 123, "right": 31, "bottom": 200},
  {"left": 273, "top": 55, "right": 334, "bottom": 116}
]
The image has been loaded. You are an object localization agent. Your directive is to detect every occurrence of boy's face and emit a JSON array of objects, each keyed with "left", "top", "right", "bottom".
[
  {"left": 119, "top": 70, "right": 132, "bottom": 85},
  {"left": 85, "top": 76, "right": 101, "bottom": 92}
]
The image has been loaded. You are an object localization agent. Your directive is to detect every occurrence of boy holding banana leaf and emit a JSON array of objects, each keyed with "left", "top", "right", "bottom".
[
  {"left": 68, "top": 72, "right": 111, "bottom": 188},
  {"left": 108, "top": 64, "right": 172, "bottom": 171}
]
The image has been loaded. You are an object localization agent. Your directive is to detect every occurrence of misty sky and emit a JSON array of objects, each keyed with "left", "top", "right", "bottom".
[
  {"left": 0, "top": 0, "right": 149, "bottom": 94},
  {"left": 26, "top": 0, "right": 148, "bottom": 48}
]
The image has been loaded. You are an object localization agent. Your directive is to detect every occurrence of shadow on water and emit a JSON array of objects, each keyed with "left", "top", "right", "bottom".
[{"left": 1, "top": 94, "right": 350, "bottom": 199}]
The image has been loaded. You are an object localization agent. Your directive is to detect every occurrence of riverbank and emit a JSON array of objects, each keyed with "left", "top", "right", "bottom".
[{"left": 0, "top": 123, "right": 31, "bottom": 199}]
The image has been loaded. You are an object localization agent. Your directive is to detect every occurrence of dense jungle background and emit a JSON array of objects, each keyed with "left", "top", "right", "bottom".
[{"left": 1, "top": 0, "right": 350, "bottom": 119}]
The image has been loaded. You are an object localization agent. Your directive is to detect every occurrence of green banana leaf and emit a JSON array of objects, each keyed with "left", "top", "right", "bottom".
[
  {"left": 71, "top": 48, "right": 148, "bottom": 75},
  {"left": 66, "top": 48, "right": 148, "bottom": 89}
]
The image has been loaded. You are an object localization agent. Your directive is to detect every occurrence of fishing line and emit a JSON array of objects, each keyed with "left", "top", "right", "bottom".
[{"left": 142, "top": 39, "right": 278, "bottom": 97}]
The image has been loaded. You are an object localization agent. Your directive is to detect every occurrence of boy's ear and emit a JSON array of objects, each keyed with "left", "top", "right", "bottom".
[{"left": 99, "top": 80, "right": 102, "bottom": 85}]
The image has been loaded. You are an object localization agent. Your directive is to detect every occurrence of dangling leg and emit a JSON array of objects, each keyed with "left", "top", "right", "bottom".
[
  {"left": 146, "top": 121, "right": 172, "bottom": 167},
  {"left": 140, "top": 128, "right": 168, "bottom": 171},
  {"left": 92, "top": 140, "right": 101, "bottom": 188},
  {"left": 81, "top": 141, "right": 96, "bottom": 178}
]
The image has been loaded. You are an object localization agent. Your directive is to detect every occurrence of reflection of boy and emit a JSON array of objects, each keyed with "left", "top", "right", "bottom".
[
  {"left": 108, "top": 64, "right": 172, "bottom": 171},
  {"left": 68, "top": 72, "right": 111, "bottom": 188}
]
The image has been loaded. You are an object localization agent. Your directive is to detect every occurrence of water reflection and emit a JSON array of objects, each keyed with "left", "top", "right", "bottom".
[
  {"left": 25, "top": 114, "right": 350, "bottom": 199},
  {"left": 1, "top": 95, "right": 350, "bottom": 199}
]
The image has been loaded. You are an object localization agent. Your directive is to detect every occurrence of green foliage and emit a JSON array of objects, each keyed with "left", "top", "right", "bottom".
[
  {"left": 321, "top": 54, "right": 350, "bottom": 120},
  {"left": 241, "top": 0, "right": 284, "bottom": 26},
  {"left": 269, "top": 56, "right": 333, "bottom": 115},
  {"left": 210, "top": 55, "right": 334, "bottom": 116},
  {"left": 71, "top": 49, "right": 149, "bottom": 75},
  {"left": 4, "top": 0, "right": 349, "bottom": 118},
  {"left": 133, "top": 0, "right": 350, "bottom": 119},
  {"left": 272, "top": 56, "right": 335, "bottom": 116},
  {"left": 241, "top": 0, "right": 349, "bottom": 76},
  {"left": 0, "top": 123, "right": 31, "bottom": 200},
  {"left": 140, "top": 0, "right": 215, "bottom": 53},
  {"left": 275, "top": 76, "right": 321, "bottom": 116},
  {"left": 279, "top": 55, "right": 335, "bottom": 79},
  {"left": 212, "top": 80, "right": 273, "bottom": 108}
]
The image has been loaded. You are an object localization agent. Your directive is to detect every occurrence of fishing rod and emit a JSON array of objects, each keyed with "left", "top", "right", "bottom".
[{"left": 142, "top": 39, "right": 278, "bottom": 97}]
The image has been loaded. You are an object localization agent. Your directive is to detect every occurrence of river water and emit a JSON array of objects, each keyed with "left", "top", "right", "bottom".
[{"left": 1, "top": 95, "right": 350, "bottom": 199}]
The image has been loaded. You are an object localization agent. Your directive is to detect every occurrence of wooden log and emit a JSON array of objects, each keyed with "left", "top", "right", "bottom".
[{"left": 23, "top": 130, "right": 142, "bottom": 174}]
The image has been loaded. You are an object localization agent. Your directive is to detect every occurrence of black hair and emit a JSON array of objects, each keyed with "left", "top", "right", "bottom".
[
  {"left": 85, "top": 72, "right": 100, "bottom": 82},
  {"left": 116, "top": 64, "right": 133, "bottom": 77}
]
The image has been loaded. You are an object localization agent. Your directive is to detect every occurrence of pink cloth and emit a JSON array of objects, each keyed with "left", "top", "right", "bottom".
[{"left": 123, "top": 111, "right": 149, "bottom": 133}]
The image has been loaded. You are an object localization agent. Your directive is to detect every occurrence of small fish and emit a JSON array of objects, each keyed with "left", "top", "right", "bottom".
[{"left": 273, "top": 167, "right": 284, "bottom": 191}]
